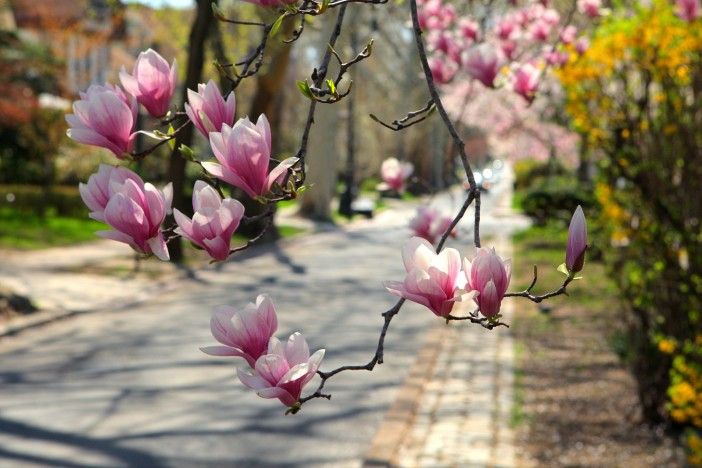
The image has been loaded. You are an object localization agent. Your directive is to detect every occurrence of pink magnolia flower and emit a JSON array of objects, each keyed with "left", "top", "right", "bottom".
[
  {"left": 559, "top": 25, "right": 577, "bottom": 45},
  {"left": 237, "top": 332, "right": 325, "bottom": 407},
  {"left": 500, "top": 40, "right": 518, "bottom": 60},
  {"left": 203, "top": 114, "right": 298, "bottom": 199},
  {"left": 496, "top": 17, "right": 517, "bottom": 40},
  {"left": 66, "top": 84, "right": 138, "bottom": 158},
  {"left": 464, "top": 247, "right": 511, "bottom": 318},
  {"left": 173, "top": 180, "right": 245, "bottom": 261},
  {"left": 385, "top": 237, "right": 474, "bottom": 318},
  {"left": 676, "top": 0, "right": 701, "bottom": 21},
  {"left": 545, "top": 49, "right": 570, "bottom": 67},
  {"left": 512, "top": 63, "right": 540, "bottom": 103},
  {"left": 409, "top": 206, "right": 456, "bottom": 245},
  {"left": 79, "top": 164, "right": 143, "bottom": 222},
  {"left": 566, "top": 205, "right": 587, "bottom": 273},
  {"left": 429, "top": 56, "right": 456, "bottom": 84},
  {"left": 529, "top": 20, "right": 551, "bottom": 42},
  {"left": 459, "top": 17, "right": 480, "bottom": 41},
  {"left": 575, "top": 37, "right": 590, "bottom": 55},
  {"left": 542, "top": 8, "right": 560, "bottom": 25},
  {"left": 185, "top": 80, "right": 236, "bottom": 138},
  {"left": 120, "top": 48, "right": 177, "bottom": 118},
  {"left": 201, "top": 294, "right": 278, "bottom": 367},
  {"left": 430, "top": 31, "right": 460, "bottom": 62},
  {"left": 577, "top": 0, "right": 601, "bottom": 18},
  {"left": 97, "top": 175, "right": 172, "bottom": 261},
  {"left": 380, "top": 157, "right": 414, "bottom": 192},
  {"left": 464, "top": 44, "right": 503, "bottom": 88}
]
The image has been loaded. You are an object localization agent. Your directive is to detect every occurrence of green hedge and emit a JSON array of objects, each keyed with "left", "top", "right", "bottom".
[
  {"left": 0, "top": 185, "right": 87, "bottom": 218},
  {"left": 521, "top": 176, "right": 593, "bottom": 226}
]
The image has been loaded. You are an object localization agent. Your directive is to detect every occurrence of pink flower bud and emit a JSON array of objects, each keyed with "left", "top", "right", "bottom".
[
  {"left": 676, "top": 0, "right": 701, "bottom": 21},
  {"left": 79, "top": 164, "right": 143, "bottom": 222},
  {"left": 464, "top": 44, "right": 503, "bottom": 88},
  {"left": 380, "top": 157, "right": 414, "bottom": 192},
  {"left": 185, "top": 80, "right": 236, "bottom": 138},
  {"left": 237, "top": 332, "right": 325, "bottom": 407},
  {"left": 66, "top": 84, "right": 138, "bottom": 158},
  {"left": 512, "top": 62, "right": 540, "bottom": 103},
  {"left": 577, "top": 0, "right": 601, "bottom": 18},
  {"left": 173, "top": 181, "right": 245, "bottom": 261},
  {"left": 385, "top": 237, "right": 474, "bottom": 318},
  {"left": 465, "top": 247, "right": 511, "bottom": 318},
  {"left": 409, "top": 206, "right": 456, "bottom": 245},
  {"left": 566, "top": 205, "right": 587, "bottom": 273},
  {"left": 120, "top": 48, "right": 177, "bottom": 118},
  {"left": 203, "top": 114, "right": 298, "bottom": 199},
  {"left": 94, "top": 173, "right": 172, "bottom": 261},
  {"left": 201, "top": 294, "right": 278, "bottom": 367}
]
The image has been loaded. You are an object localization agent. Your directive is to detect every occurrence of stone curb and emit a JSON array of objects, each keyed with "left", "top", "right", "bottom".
[{"left": 363, "top": 324, "right": 448, "bottom": 466}]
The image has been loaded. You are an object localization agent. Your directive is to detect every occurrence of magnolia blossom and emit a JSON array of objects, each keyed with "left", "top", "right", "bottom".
[
  {"left": 380, "top": 157, "right": 414, "bottom": 192},
  {"left": 237, "top": 332, "right": 325, "bottom": 407},
  {"left": 512, "top": 63, "right": 540, "bottom": 102},
  {"left": 185, "top": 80, "right": 236, "bottom": 138},
  {"left": 577, "top": 0, "right": 601, "bottom": 17},
  {"left": 409, "top": 206, "right": 456, "bottom": 245},
  {"left": 500, "top": 40, "right": 518, "bottom": 60},
  {"left": 566, "top": 205, "right": 587, "bottom": 273},
  {"left": 173, "top": 180, "right": 245, "bottom": 261},
  {"left": 385, "top": 237, "right": 473, "bottom": 317},
  {"left": 66, "top": 84, "right": 137, "bottom": 158},
  {"left": 559, "top": 25, "right": 577, "bottom": 44},
  {"left": 464, "top": 44, "right": 503, "bottom": 88},
  {"left": 120, "top": 48, "right": 177, "bottom": 118},
  {"left": 201, "top": 294, "right": 278, "bottom": 367},
  {"left": 496, "top": 17, "right": 517, "bottom": 40},
  {"left": 79, "top": 164, "right": 143, "bottom": 222},
  {"left": 464, "top": 247, "right": 511, "bottom": 318},
  {"left": 575, "top": 37, "right": 590, "bottom": 55},
  {"left": 89, "top": 171, "right": 172, "bottom": 260},
  {"left": 458, "top": 17, "right": 480, "bottom": 41},
  {"left": 203, "top": 115, "right": 298, "bottom": 199},
  {"left": 529, "top": 20, "right": 551, "bottom": 42},
  {"left": 676, "top": 0, "right": 701, "bottom": 21},
  {"left": 545, "top": 49, "right": 570, "bottom": 67},
  {"left": 429, "top": 56, "right": 457, "bottom": 85}
]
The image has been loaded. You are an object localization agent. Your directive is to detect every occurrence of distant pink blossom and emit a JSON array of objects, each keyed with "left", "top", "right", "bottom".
[
  {"left": 380, "top": 157, "right": 414, "bottom": 192},
  {"left": 79, "top": 164, "right": 143, "bottom": 222},
  {"left": 201, "top": 294, "right": 278, "bottom": 367},
  {"left": 496, "top": 17, "right": 518, "bottom": 40},
  {"left": 385, "top": 237, "right": 474, "bottom": 317},
  {"left": 464, "top": 44, "right": 503, "bottom": 88},
  {"left": 545, "top": 49, "right": 570, "bottom": 67},
  {"left": 238, "top": 332, "right": 325, "bottom": 407},
  {"left": 529, "top": 20, "right": 551, "bottom": 42},
  {"left": 185, "top": 80, "right": 236, "bottom": 138},
  {"left": 203, "top": 114, "right": 298, "bottom": 199},
  {"left": 500, "top": 40, "right": 518, "bottom": 60},
  {"left": 575, "top": 37, "right": 590, "bottom": 55},
  {"left": 173, "top": 180, "right": 244, "bottom": 261},
  {"left": 676, "top": 0, "right": 700, "bottom": 21},
  {"left": 409, "top": 206, "right": 457, "bottom": 245},
  {"left": 512, "top": 63, "right": 540, "bottom": 103},
  {"left": 577, "top": 0, "right": 601, "bottom": 18},
  {"left": 120, "top": 48, "right": 177, "bottom": 118},
  {"left": 66, "top": 84, "right": 137, "bottom": 158},
  {"left": 559, "top": 25, "right": 577, "bottom": 44},
  {"left": 542, "top": 8, "right": 560, "bottom": 25},
  {"left": 464, "top": 247, "right": 511, "bottom": 318},
  {"left": 458, "top": 17, "right": 480, "bottom": 41},
  {"left": 92, "top": 170, "right": 172, "bottom": 261},
  {"left": 429, "top": 56, "right": 456, "bottom": 84}
]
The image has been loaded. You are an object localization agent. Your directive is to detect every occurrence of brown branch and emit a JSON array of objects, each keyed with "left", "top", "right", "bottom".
[{"left": 369, "top": 99, "right": 435, "bottom": 131}]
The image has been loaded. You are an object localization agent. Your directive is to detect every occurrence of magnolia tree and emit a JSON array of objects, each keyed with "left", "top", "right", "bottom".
[{"left": 66, "top": 0, "right": 590, "bottom": 414}]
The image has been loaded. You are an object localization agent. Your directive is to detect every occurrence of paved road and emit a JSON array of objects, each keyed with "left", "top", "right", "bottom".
[{"left": 0, "top": 173, "right": 518, "bottom": 467}]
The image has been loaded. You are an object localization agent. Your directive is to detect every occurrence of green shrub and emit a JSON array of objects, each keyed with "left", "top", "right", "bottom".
[
  {"left": 521, "top": 176, "right": 593, "bottom": 226},
  {"left": 513, "top": 158, "right": 569, "bottom": 191},
  {"left": 0, "top": 185, "right": 87, "bottom": 218}
]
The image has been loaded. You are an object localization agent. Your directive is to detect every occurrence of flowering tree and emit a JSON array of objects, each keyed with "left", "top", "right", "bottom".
[{"left": 65, "top": 0, "right": 591, "bottom": 415}]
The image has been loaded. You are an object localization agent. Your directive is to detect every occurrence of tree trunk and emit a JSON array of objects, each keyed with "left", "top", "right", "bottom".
[{"left": 166, "top": 0, "right": 214, "bottom": 263}]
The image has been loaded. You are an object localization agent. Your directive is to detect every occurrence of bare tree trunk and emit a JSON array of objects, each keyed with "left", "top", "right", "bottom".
[{"left": 166, "top": 0, "right": 214, "bottom": 263}]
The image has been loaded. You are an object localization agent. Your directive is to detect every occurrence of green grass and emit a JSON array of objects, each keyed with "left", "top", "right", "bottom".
[
  {"left": 0, "top": 207, "right": 104, "bottom": 249},
  {"left": 278, "top": 224, "right": 306, "bottom": 238}
]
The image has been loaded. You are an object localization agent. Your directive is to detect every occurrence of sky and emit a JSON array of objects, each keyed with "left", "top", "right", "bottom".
[{"left": 123, "top": 0, "right": 194, "bottom": 8}]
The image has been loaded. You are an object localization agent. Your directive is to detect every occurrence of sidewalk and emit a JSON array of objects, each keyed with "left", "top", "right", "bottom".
[{"left": 365, "top": 170, "right": 527, "bottom": 467}]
